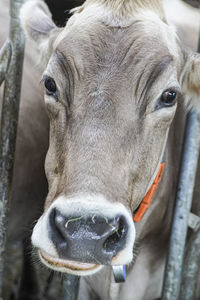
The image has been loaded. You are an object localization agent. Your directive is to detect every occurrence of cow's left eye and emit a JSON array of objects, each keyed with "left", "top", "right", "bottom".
[
  {"left": 161, "top": 90, "right": 177, "bottom": 107},
  {"left": 44, "top": 77, "right": 57, "bottom": 95}
]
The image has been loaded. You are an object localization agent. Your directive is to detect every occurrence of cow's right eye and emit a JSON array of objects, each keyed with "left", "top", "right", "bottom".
[
  {"left": 161, "top": 90, "right": 177, "bottom": 106},
  {"left": 44, "top": 77, "right": 57, "bottom": 95}
]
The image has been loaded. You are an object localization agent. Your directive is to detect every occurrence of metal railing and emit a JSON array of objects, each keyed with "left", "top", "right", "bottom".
[
  {"left": 162, "top": 111, "right": 200, "bottom": 300},
  {"left": 62, "top": 275, "right": 80, "bottom": 300},
  {"left": 162, "top": 32, "right": 200, "bottom": 300},
  {"left": 0, "top": 0, "right": 28, "bottom": 298}
]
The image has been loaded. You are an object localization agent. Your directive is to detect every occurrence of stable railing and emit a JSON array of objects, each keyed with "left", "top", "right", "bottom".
[
  {"left": 0, "top": 0, "right": 28, "bottom": 299},
  {"left": 162, "top": 111, "right": 200, "bottom": 300},
  {"left": 0, "top": 0, "right": 200, "bottom": 300},
  {"left": 162, "top": 32, "right": 200, "bottom": 300}
]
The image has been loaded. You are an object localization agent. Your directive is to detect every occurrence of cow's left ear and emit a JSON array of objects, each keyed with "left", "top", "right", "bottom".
[
  {"left": 20, "top": 0, "right": 61, "bottom": 65},
  {"left": 181, "top": 52, "right": 200, "bottom": 108}
]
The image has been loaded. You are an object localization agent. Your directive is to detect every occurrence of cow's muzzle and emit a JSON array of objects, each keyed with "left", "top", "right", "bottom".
[
  {"left": 49, "top": 208, "right": 128, "bottom": 265},
  {"left": 32, "top": 194, "right": 135, "bottom": 275}
]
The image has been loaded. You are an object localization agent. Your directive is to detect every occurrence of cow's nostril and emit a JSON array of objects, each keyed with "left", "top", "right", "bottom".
[
  {"left": 103, "top": 217, "right": 127, "bottom": 254},
  {"left": 49, "top": 209, "right": 68, "bottom": 251}
]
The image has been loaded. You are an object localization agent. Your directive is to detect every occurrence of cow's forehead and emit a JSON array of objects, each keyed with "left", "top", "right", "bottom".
[
  {"left": 49, "top": 14, "right": 180, "bottom": 100},
  {"left": 52, "top": 7, "right": 180, "bottom": 74},
  {"left": 53, "top": 3, "right": 179, "bottom": 56}
]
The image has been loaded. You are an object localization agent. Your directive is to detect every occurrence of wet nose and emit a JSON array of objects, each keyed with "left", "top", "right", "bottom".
[{"left": 49, "top": 208, "right": 128, "bottom": 264}]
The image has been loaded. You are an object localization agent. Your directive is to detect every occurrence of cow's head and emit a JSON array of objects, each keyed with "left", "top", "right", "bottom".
[{"left": 21, "top": 0, "right": 200, "bottom": 275}]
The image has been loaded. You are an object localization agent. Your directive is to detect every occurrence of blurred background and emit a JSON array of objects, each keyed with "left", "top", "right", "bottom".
[{"left": 45, "top": 0, "right": 84, "bottom": 26}]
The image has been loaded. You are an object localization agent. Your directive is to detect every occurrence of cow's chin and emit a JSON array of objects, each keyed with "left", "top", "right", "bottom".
[{"left": 39, "top": 250, "right": 103, "bottom": 276}]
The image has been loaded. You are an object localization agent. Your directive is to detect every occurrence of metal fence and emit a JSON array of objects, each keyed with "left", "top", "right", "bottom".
[
  {"left": 162, "top": 111, "right": 200, "bottom": 300},
  {"left": 0, "top": 0, "right": 27, "bottom": 299},
  {"left": 0, "top": 0, "right": 200, "bottom": 300},
  {"left": 162, "top": 33, "right": 200, "bottom": 300}
]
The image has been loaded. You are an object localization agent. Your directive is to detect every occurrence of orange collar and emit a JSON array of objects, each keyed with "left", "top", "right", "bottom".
[{"left": 133, "top": 162, "right": 165, "bottom": 223}]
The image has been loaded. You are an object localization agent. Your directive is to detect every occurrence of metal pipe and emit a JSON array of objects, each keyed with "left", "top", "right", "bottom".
[
  {"left": 0, "top": 0, "right": 28, "bottom": 298},
  {"left": 0, "top": 41, "right": 12, "bottom": 86},
  {"left": 62, "top": 274, "right": 80, "bottom": 300},
  {"left": 162, "top": 111, "right": 200, "bottom": 300},
  {"left": 178, "top": 28, "right": 200, "bottom": 299},
  {"left": 179, "top": 228, "right": 200, "bottom": 300}
]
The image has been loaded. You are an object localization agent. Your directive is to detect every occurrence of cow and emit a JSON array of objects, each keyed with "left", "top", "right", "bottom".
[
  {"left": 2, "top": 0, "right": 200, "bottom": 299},
  {"left": 20, "top": 0, "right": 200, "bottom": 299}
]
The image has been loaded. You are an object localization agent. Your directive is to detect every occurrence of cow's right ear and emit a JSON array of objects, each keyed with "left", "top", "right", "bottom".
[
  {"left": 180, "top": 51, "right": 200, "bottom": 109},
  {"left": 20, "top": 0, "right": 60, "bottom": 61}
]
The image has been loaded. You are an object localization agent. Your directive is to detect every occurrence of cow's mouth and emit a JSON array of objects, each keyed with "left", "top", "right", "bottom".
[{"left": 39, "top": 250, "right": 102, "bottom": 275}]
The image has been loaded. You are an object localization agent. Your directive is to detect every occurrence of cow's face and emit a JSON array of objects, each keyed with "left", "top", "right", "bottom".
[{"left": 21, "top": 0, "right": 200, "bottom": 275}]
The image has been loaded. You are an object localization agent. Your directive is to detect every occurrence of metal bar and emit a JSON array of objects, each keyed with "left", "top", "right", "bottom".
[
  {"left": 177, "top": 28, "right": 200, "bottom": 299},
  {"left": 179, "top": 227, "right": 200, "bottom": 300},
  {"left": 0, "top": 41, "right": 12, "bottom": 86},
  {"left": 198, "top": 30, "right": 200, "bottom": 52},
  {"left": 62, "top": 274, "right": 80, "bottom": 300},
  {"left": 0, "top": 0, "right": 28, "bottom": 298},
  {"left": 162, "top": 111, "right": 200, "bottom": 300}
]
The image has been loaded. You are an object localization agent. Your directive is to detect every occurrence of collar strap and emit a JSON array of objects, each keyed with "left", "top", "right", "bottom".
[{"left": 133, "top": 162, "right": 165, "bottom": 223}]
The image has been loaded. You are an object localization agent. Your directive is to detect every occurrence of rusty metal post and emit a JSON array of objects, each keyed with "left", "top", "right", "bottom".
[
  {"left": 162, "top": 111, "right": 200, "bottom": 300},
  {"left": 0, "top": 0, "right": 28, "bottom": 298},
  {"left": 62, "top": 274, "right": 80, "bottom": 300}
]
